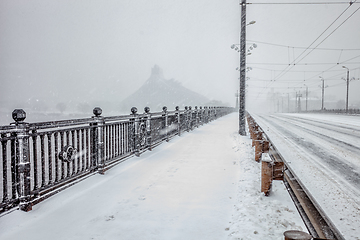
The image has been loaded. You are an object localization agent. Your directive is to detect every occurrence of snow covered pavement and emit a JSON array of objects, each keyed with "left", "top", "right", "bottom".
[{"left": 0, "top": 113, "right": 305, "bottom": 240}]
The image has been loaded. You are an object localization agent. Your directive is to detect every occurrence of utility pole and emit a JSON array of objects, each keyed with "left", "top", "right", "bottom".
[
  {"left": 296, "top": 92, "right": 302, "bottom": 112},
  {"left": 288, "top": 93, "right": 290, "bottom": 113},
  {"left": 239, "top": 0, "right": 247, "bottom": 136},
  {"left": 343, "top": 66, "right": 350, "bottom": 113},
  {"left": 346, "top": 70, "right": 349, "bottom": 113},
  {"left": 321, "top": 77, "right": 325, "bottom": 110},
  {"left": 305, "top": 86, "right": 308, "bottom": 112}
]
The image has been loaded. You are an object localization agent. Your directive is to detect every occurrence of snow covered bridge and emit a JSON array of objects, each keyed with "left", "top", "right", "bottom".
[
  {"left": 1, "top": 108, "right": 359, "bottom": 239},
  {"left": 0, "top": 106, "right": 233, "bottom": 213},
  {"left": 0, "top": 111, "right": 306, "bottom": 240}
]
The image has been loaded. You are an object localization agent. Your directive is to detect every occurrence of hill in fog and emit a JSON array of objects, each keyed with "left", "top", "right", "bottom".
[{"left": 119, "top": 65, "right": 211, "bottom": 113}]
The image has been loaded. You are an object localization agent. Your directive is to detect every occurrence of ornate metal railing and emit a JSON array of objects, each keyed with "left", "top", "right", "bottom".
[{"left": 0, "top": 105, "right": 234, "bottom": 213}]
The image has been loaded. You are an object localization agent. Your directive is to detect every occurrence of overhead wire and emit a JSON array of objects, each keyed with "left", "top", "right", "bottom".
[
  {"left": 272, "top": 0, "right": 358, "bottom": 81},
  {"left": 294, "top": 5, "right": 360, "bottom": 65},
  {"left": 299, "top": 54, "right": 360, "bottom": 83},
  {"left": 251, "top": 66, "right": 350, "bottom": 72},
  {"left": 246, "top": 1, "right": 360, "bottom": 101},
  {"left": 249, "top": 22, "right": 360, "bottom": 94},
  {"left": 247, "top": 39, "right": 360, "bottom": 51},
  {"left": 247, "top": 2, "right": 360, "bottom": 5},
  {"left": 247, "top": 62, "right": 360, "bottom": 65}
]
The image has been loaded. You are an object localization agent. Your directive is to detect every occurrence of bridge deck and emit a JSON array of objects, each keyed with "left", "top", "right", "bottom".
[{"left": 0, "top": 113, "right": 304, "bottom": 240}]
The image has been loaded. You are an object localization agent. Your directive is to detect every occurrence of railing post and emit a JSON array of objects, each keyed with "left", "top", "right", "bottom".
[
  {"left": 144, "top": 107, "right": 152, "bottom": 151},
  {"left": 204, "top": 106, "right": 208, "bottom": 123},
  {"left": 184, "top": 106, "right": 189, "bottom": 132},
  {"left": 208, "top": 106, "right": 211, "bottom": 123},
  {"left": 202, "top": 106, "right": 205, "bottom": 124},
  {"left": 175, "top": 106, "right": 181, "bottom": 136},
  {"left": 254, "top": 131, "right": 263, "bottom": 162},
  {"left": 90, "top": 107, "right": 105, "bottom": 174},
  {"left": 198, "top": 106, "right": 203, "bottom": 125},
  {"left": 195, "top": 106, "right": 199, "bottom": 128},
  {"left": 162, "top": 106, "right": 169, "bottom": 142},
  {"left": 188, "top": 106, "right": 193, "bottom": 130},
  {"left": 261, "top": 158, "right": 273, "bottom": 196},
  {"left": 208, "top": 107, "right": 212, "bottom": 121},
  {"left": 130, "top": 107, "right": 140, "bottom": 157},
  {"left": 11, "top": 109, "right": 32, "bottom": 211}
]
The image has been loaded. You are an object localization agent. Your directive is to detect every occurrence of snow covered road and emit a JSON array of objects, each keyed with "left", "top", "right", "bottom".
[
  {"left": 0, "top": 113, "right": 305, "bottom": 240},
  {"left": 252, "top": 113, "right": 360, "bottom": 240}
]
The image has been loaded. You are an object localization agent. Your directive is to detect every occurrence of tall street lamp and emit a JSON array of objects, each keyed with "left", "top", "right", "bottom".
[
  {"left": 319, "top": 76, "right": 325, "bottom": 111},
  {"left": 304, "top": 84, "right": 309, "bottom": 112},
  {"left": 342, "top": 66, "right": 350, "bottom": 113},
  {"left": 239, "top": 0, "right": 255, "bottom": 136}
]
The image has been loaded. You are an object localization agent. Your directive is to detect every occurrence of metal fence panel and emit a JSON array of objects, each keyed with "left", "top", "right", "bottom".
[{"left": 0, "top": 106, "right": 234, "bottom": 213}]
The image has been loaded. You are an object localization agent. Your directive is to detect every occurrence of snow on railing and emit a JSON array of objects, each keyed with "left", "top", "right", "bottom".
[{"left": 0, "top": 106, "right": 234, "bottom": 213}]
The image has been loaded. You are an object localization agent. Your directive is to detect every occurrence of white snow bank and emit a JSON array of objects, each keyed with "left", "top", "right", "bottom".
[{"left": 227, "top": 131, "right": 306, "bottom": 239}]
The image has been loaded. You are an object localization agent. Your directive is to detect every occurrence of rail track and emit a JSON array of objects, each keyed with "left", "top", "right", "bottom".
[{"left": 247, "top": 115, "right": 360, "bottom": 239}]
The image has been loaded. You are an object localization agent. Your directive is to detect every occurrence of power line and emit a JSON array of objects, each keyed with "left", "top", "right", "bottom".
[
  {"left": 248, "top": 65, "right": 360, "bottom": 97},
  {"left": 299, "top": 54, "right": 360, "bottom": 82},
  {"left": 247, "top": 2, "right": 359, "bottom": 4},
  {"left": 272, "top": 1, "right": 358, "bottom": 81},
  {"left": 251, "top": 66, "right": 350, "bottom": 72},
  {"left": 245, "top": 1, "right": 360, "bottom": 100},
  {"left": 248, "top": 62, "right": 360, "bottom": 65},
  {"left": 295, "top": 5, "right": 360, "bottom": 64},
  {"left": 247, "top": 39, "right": 360, "bottom": 51}
]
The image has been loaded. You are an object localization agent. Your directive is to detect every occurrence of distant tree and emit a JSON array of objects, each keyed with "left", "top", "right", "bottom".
[
  {"left": 32, "top": 100, "right": 49, "bottom": 112},
  {"left": 56, "top": 102, "right": 67, "bottom": 113},
  {"left": 336, "top": 100, "right": 345, "bottom": 109},
  {"left": 354, "top": 101, "right": 360, "bottom": 109},
  {"left": 77, "top": 102, "right": 91, "bottom": 113},
  {"left": 205, "top": 100, "right": 229, "bottom": 107}
]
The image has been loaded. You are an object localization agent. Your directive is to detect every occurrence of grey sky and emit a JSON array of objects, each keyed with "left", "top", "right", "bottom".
[
  {"left": 0, "top": 0, "right": 239, "bottom": 113},
  {"left": 245, "top": 1, "right": 360, "bottom": 111},
  {"left": 0, "top": 0, "right": 359, "bottom": 116}
]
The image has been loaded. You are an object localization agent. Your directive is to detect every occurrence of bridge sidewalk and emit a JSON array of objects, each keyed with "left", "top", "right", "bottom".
[{"left": 0, "top": 113, "right": 304, "bottom": 240}]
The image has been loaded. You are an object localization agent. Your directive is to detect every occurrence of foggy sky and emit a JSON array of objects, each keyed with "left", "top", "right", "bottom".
[
  {"left": 1, "top": 0, "right": 359, "bottom": 118},
  {"left": 245, "top": 0, "right": 360, "bottom": 112},
  {"left": 0, "top": 0, "right": 239, "bottom": 115}
]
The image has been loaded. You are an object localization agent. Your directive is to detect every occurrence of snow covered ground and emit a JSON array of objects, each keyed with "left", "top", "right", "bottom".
[
  {"left": 252, "top": 112, "right": 360, "bottom": 240},
  {"left": 0, "top": 113, "right": 306, "bottom": 240}
]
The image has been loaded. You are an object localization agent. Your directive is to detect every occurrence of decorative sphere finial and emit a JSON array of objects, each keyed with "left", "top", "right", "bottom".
[
  {"left": 12, "top": 109, "right": 26, "bottom": 122},
  {"left": 144, "top": 106, "right": 150, "bottom": 113},
  {"left": 131, "top": 107, "right": 138, "bottom": 115},
  {"left": 93, "top": 107, "right": 102, "bottom": 117}
]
